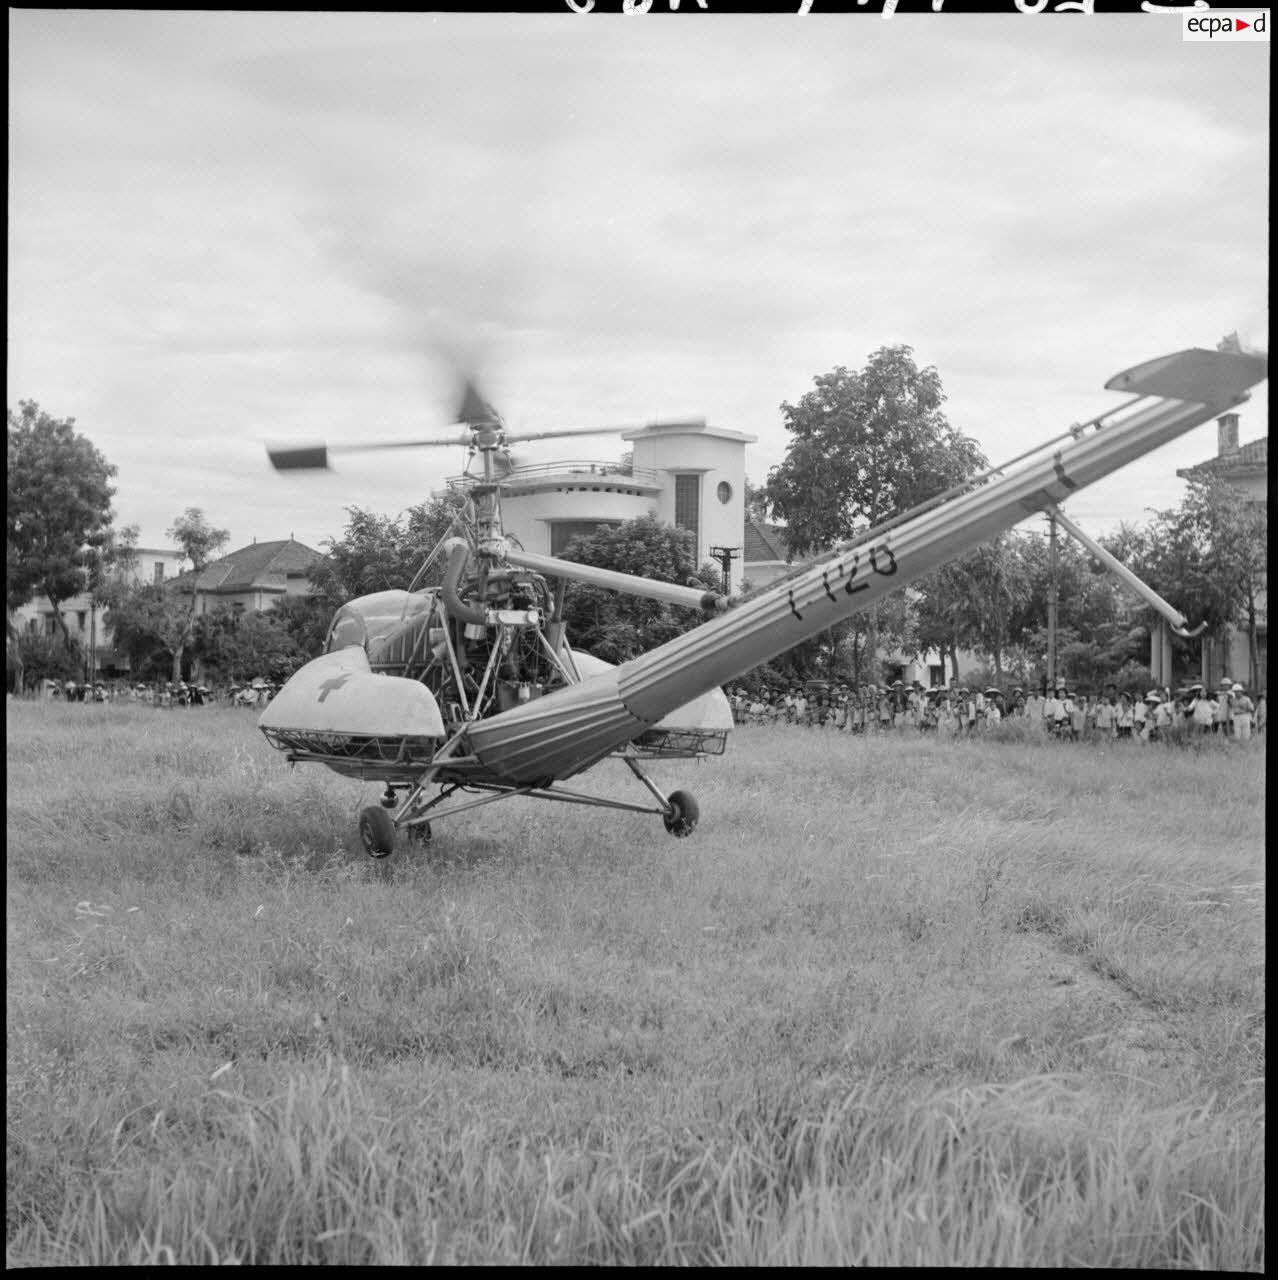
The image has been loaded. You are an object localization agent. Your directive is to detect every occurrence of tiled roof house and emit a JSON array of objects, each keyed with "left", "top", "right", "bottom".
[
  {"left": 1175, "top": 411, "right": 1267, "bottom": 503},
  {"left": 742, "top": 517, "right": 798, "bottom": 589},
  {"left": 168, "top": 538, "right": 326, "bottom": 615}
]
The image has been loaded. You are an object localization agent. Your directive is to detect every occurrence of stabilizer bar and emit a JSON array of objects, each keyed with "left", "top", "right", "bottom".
[
  {"left": 504, "top": 547, "right": 728, "bottom": 612},
  {"left": 1048, "top": 505, "right": 1207, "bottom": 638}
]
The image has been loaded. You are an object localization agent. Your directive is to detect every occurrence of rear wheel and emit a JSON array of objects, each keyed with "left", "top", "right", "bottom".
[
  {"left": 662, "top": 790, "right": 699, "bottom": 838},
  {"left": 359, "top": 805, "right": 396, "bottom": 858}
]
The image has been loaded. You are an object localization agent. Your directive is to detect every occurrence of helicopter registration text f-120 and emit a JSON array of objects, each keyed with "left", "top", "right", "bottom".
[{"left": 259, "top": 345, "right": 1266, "bottom": 857}]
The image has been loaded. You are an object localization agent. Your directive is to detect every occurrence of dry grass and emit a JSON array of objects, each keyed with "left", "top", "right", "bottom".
[{"left": 6, "top": 700, "right": 1265, "bottom": 1266}]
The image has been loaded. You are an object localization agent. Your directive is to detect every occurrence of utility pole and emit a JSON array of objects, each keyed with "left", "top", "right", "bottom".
[
  {"left": 709, "top": 545, "right": 740, "bottom": 596},
  {"left": 1046, "top": 512, "right": 1058, "bottom": 690}
]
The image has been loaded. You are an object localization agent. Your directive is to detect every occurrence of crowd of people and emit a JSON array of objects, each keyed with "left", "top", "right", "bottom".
[
  {"left": 727, "top": 675, "right": 1265, "bottom": 743},
  {"left": 23, "top": 670, "right": 1266, "bottom": 744},
  {"left": 30, "top": 677, "right": 278, "bottom": 708}
]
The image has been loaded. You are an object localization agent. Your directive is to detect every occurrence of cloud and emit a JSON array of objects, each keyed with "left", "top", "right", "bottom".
[{"left": 8, "top": 12, "right": 1267, "bottom": 552}]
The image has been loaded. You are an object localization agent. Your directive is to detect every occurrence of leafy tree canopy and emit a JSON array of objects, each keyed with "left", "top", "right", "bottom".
[
  {"left": 195, "top": 606, "right": 304, "bottom": 684},
  {"left": 7, "top": 400, "right": 118, "bottom": 644},
  {"left": 557, "top": 515, "right": 722, "bottom": 664},
  {"left": 163, "top": 508, "right": 230, "bottom": 685},
  {"left": 168, "top": 508, "right": 230, "bottom": 579},
  {"left": 763, "top": 345, "right": 987, "bottom": 558},
  {"left": 310, "top": 497, "right": 468, "bottom": 603}
]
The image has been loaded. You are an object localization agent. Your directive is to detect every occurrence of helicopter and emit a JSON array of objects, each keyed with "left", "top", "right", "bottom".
[{"left": 259, "top": 343, "right": 1266, "bottom": 858}]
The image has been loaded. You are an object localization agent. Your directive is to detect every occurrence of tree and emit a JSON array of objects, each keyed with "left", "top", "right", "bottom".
[
  {"left": 194, "top": 606, "right": 304, "bottom": 684},
  {"left": 763, "top": 346, "right": 987, "bottom": 672},
  {"left": 557, "top": 515, "right": 722, "bottom": 664},
  {"left": 743, "top": 478, "right": 771, "bottom": 524},
  {"left": 16, "top": 630, "right": 83, "bottom": 686},
  {"left": 268, "top": 593, "right": 334, "bottom": 662},
  {"left": 7, "top": 610, "right": 24, "bottom": 693},
  {"left": 102, "top": 584, "right": 183, "bottom": 681},
  {"left": 763, "top": 346, "right": 987, "bottom": 554},
  {"left": 7, "top": 400, "right": 118, "bottom": 650},
  {"left": 912, "top": 560, "right": 971, "bottom": 686},
  {"left": 309, "top": 497, "right": 468, "bottom": 605},
  {"left": 1004, "top": 524, "right": 1129, "bottom": 682},
  {"left": 1127, "top": 479, "right": 1268, "bottom": 688},
  {"left": 164, "top": 508, "right": 230, "bottom": 685},
  {"left": 938, "top": 536, "right": 1033, "bottom": 681}
]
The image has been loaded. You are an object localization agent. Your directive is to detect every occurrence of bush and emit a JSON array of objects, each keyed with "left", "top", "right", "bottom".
[{"left": 17, "top": 631, "right": 84, "bottom": 685}]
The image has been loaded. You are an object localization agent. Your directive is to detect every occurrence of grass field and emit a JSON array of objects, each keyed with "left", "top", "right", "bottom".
[{"left": 6, "top": 699, "right": 1265, "bottom": 1266}]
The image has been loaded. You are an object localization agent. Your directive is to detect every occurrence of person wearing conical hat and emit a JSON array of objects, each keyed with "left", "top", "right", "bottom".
[
  {"left": 1147, "top": 691, "right": 1167, "bottom": 742},
  {"left": 1093, "top": 687, "right": 1116, "bottom": 739},
  {"left": 877, "top": 684, "right": 893, "bottom": 733},
  {"left": 1042, "top": 684, "right": 1062, "bottom": 737},
  {"left": 1230, "top": 683, "right": 1254, "bottom": 741},
  {"left": 1189, "top": 683, "right": 1216, "bottom": 734},
  {"left": 1211, "top": 678, "right": 1234, "bottom": 734},
  {"left": 984, "top": 688, "right": 1002, "bottom": 728},
  {"left": 1115, "top": 690, "right": 1135, "bottom": 739},
  {"left": 1058, "top": 686, "right": 1078, "bottom": 741},
  {"left": 1024, "top": 684, "right": 1044, "bottom": 728}
]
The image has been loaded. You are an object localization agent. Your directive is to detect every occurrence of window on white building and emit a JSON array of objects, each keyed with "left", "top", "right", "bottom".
[
  {"left": 154, "top": 562, "right": 166, "bottom": 584},
  {"left": 551, "top": 520, "right": 620, "bottom": 557},
  {"left": 674, "top": 474, "right": 700, "bottom": 549}
]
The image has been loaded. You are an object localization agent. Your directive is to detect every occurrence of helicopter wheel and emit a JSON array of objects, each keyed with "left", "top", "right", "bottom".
[
  {"left": 662, "top": 790, "right": 699, "bottom": 838},
  {"left": 359, "top": 806, "right": 396, "bottom": 859}
]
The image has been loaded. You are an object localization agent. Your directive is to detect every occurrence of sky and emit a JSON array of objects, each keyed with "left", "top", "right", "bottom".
[{"left": 8, "top": 8, "right": 1269, "bottom": 563}]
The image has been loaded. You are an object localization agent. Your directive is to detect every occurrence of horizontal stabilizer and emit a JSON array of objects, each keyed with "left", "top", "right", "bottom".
[{"left": 1105, "top": 348, "right": 1267, "bottom": 404}]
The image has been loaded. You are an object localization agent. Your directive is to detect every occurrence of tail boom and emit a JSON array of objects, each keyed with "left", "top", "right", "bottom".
[{"left": 463, "top": 346, "right": 1264, "bottom": 782}]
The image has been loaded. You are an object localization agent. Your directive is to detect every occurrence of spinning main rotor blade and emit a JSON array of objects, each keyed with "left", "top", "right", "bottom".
[
  {"left": 504, "top": 425, "right": 637, "bottom": 444},
  {"left": 267, "top": 434, "right": 475, "bottom": 471},
  {"left": 268, "top": 425, "right": 635, "bottom": 471}
]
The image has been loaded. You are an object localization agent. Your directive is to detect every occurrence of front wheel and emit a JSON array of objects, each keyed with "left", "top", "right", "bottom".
[
  {"left": 662, "top": 790, "right": 699, "bottom": 838},
  {"left": 359, "top": 805, "right": 396, "bottom": 858}
]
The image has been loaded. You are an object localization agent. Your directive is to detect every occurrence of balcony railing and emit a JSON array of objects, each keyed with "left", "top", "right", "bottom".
[{"left": 446, "top": 460, "right": 661, "bottom": 491}]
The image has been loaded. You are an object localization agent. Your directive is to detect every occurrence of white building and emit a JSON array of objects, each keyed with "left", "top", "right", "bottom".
[
  {"left": 14, "top": 545, "right": 189, "bottom": 676},
  {"left": 456, "top": 419, "right": 757, "bottom": 585}
]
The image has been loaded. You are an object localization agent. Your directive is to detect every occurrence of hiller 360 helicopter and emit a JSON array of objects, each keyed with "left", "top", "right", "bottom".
[{"left": 260, "top": 343, "right": 1266, "bottom": 858}]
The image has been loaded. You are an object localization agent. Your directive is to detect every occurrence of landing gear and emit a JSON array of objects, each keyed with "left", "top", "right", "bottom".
[
  {"left": 359, "top": 805, "right": 396, "bottom": 858},
  {"left": 662, "top": 789, "right": 699, "bottom": 838},
  {"left": 356, "top": 759, "right": 702, "bottom": 849}
]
